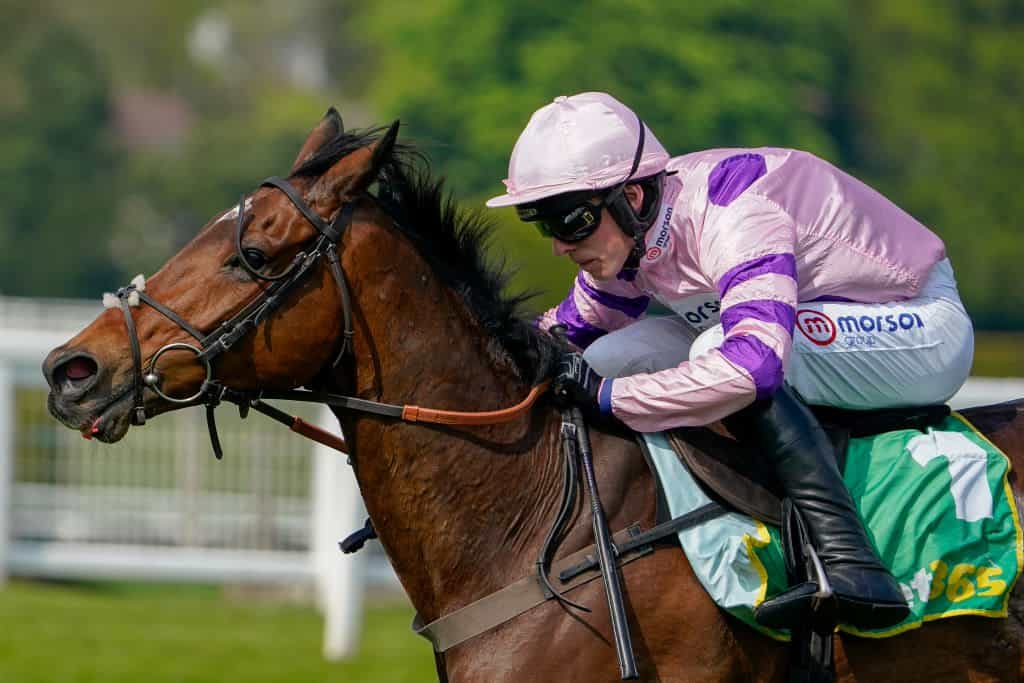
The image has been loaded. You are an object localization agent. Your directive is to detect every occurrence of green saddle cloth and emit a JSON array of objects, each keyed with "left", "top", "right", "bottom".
[{"left": 643, "top": 413, "right": 1023, "bottom": 639}]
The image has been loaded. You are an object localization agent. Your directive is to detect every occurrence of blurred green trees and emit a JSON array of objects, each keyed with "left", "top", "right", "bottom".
[
  {"left": 359, "top": 0, "right": 1024, "bottom": 324},
  {"left": 0, "top": 12, "right": 118, "bottom": 297},
  {"left": 1, "top": 1, "right": 1022, "bottom": 329},
  {"left": 359, "top": 0, "right": 851, "bottom": 303},
  {"left": 363, "top": 1, "right": 848, "bottom": 196},
  {"left": 844, "top": 1, "right": 1024, "bottom": 328}
]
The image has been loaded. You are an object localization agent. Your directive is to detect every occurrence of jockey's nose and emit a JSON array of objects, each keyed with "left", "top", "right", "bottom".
[{"left": 552, "top": 238, "right": 575, "bottom": 257}]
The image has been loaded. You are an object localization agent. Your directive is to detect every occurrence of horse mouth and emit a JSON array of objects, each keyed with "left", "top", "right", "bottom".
[{"left": 48, "top": 385, "right": 138, "bottom": 444}]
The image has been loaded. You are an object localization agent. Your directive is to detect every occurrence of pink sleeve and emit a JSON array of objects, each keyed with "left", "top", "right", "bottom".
[
  {"left": 604, "top": 186, "right": 798, "bottom": 432},
  {"left": 537, "top": 271, "right": 650, "bottom": 349}
]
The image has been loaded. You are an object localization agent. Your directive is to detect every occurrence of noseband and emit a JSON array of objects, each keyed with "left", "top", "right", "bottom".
[{"left": 110, "top": 176, "right": 357, "bottom": 450}]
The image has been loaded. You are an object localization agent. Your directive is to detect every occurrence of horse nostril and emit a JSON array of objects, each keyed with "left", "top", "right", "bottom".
[
  {"left": 50, "top": 354, "right": 99, "bottom": 395},
  {"left": 63, "top": 357, "right": 97, "bottom": 381}
]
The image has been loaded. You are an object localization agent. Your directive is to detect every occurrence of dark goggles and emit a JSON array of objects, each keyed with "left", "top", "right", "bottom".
[{"left": 517, "top": 192, "right": 613, "bottom": 243}]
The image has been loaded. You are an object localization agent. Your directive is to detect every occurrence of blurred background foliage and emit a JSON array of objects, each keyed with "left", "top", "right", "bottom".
[{"left": 2, "top": 0, "right": 1022, "bottom": 332}]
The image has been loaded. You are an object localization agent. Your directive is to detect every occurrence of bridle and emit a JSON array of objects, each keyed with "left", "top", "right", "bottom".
[{"left": 108, "top": 175, "right": 547, "bottom": 459}]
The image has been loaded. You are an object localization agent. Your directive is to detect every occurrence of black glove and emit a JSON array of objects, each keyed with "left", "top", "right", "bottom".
[{"left": 553, "top": 351, "right": 606, "bottom": 420}]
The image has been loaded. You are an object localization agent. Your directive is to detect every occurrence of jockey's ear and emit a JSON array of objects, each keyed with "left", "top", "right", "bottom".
[
  {"left": 309, "top": 120, "right": 400, "bottom": 209},
  {"left": 291, "top": 108, "right": 345, "bottom": 173},
  {"left": 625, "top": 183, "right": 644, "bottom": 212}
]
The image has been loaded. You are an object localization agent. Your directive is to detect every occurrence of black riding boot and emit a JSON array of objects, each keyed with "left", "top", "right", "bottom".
[{"left": 726, "top": 386, "right": 910, "bottom": 631}]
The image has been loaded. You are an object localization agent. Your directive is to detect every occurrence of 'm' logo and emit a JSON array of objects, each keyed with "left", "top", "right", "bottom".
[
  {"left": 796, "top": 309, "right": 836, "bottom": 346},
  {"left": 644, "top": 207, "right": 673, "bottom": 262}
]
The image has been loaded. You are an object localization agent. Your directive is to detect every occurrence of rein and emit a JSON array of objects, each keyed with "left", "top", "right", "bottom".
[{"left": 105, "top": 176, "right": 550, "bottom": 458}]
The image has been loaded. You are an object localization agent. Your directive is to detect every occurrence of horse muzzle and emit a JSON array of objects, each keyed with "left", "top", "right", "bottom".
[{"left": 43, "top": 347, "right": 137, "bottom": 443}]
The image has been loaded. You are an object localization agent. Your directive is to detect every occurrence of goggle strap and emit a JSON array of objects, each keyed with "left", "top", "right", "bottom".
[{"left": 626, "top": 114, "right": 646, "bottom": 181}]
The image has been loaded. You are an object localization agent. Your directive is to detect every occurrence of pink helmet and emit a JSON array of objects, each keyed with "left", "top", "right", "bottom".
[{"left": 486, "top": 92, "right": 670, "bottom": 208}]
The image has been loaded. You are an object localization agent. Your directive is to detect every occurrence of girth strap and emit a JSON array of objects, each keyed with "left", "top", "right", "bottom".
[
  {"left": 412, "top": 524, "right": 650, "bottom": 653},
  {"left": 411, "top": 504, "right": 725, "bottom": 654},
  {"left": 557, "top": 502, "right": 726, "bottom": 583}
]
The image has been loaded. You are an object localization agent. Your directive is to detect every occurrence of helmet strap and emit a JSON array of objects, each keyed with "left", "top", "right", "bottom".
[{"left": 607, "top": 171, "right": 666, "bottom": 243}]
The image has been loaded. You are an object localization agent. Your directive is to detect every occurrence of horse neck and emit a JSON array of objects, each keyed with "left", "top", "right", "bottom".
[{"left": 331, "top": 220, "right": 563, "bottom": 620}]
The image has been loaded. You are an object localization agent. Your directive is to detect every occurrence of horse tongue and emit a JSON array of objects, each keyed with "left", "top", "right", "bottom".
[{"left": 82, "top": 417, "right": 102, "bottom": 440}]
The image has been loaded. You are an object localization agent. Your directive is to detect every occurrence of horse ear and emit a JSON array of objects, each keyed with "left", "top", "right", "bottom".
[
  {"left": 291, "top": 107, "right": 344, "bottom": 173},
  {"left": 371, "top": 120, "right": 400, "bottom": 171},
  {"left": 309, "top": 120, "right": 400, "bottom": 207}
]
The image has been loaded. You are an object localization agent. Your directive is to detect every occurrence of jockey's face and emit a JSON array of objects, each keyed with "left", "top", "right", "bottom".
[{"left": 552, "top": 184, "right": 642, "bottom": 280}]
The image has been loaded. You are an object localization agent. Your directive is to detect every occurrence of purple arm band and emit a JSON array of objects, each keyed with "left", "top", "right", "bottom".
[
  {"left": 575, "top": 274, "right": 650, "bottom": 319},
  {"left": 708, "top": 153, "right": 767, "bottom": 207},
  {"left": 717, "top": 253, "right": 797, "bottom": 299},
  {"left": 719, "top": 335, "right": 784, "bottom": 400},
  {"left": 554, "top": 296, "right": 607, "bottom": 349},
  {"left": 720, "top": 300, "right": 796, "bottom": 335}
]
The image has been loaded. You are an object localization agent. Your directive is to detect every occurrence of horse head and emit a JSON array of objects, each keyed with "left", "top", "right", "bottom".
[{"left": 43, "top": 108, "right": 399, "bottom": 443}]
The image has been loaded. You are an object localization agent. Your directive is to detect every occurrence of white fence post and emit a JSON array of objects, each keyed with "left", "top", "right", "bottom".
[
  {"left": 312, "top": 405, "right": 365, "bottom": 660},
  {"left": 0, "top": 362, "right": 13, "bottom": 585}
]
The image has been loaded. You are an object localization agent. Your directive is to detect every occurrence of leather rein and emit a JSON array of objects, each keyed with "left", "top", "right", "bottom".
[{"left": 105, "top": 175, "right": 549, "bottom": 458}]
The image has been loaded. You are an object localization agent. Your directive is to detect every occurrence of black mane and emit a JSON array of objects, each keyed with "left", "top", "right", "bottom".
[{"left": 291, "top": 126, "right": 558, "bottom": 385}]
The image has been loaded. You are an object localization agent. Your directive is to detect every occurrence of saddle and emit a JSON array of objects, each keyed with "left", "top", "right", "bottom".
[
  {"left": 659, "top": 402, "right": 953, "bottom": 527},
  {"left": 651, "top": 402, "right": 952, "bottom": 682}
]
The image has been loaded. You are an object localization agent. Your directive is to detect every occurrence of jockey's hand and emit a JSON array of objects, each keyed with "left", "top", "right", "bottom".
[{"left": 553, "top": 352, "right": 605, "bottom": 420}]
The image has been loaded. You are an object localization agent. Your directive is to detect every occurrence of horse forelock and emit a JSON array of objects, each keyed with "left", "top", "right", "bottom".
[{"left": 291, "top": 125, "right": 559, "bottom": 386}]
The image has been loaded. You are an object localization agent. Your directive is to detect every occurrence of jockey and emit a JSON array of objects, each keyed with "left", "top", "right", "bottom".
[{"left": 487, "top": 92, "right": 975, "bottom": 631}]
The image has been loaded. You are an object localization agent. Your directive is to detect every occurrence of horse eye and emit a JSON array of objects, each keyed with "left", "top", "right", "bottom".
[{"left": 242, "top": 248, "right": 269, "bottom": 270}]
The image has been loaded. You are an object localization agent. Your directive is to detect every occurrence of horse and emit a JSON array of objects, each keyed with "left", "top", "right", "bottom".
[{"left": 42, "top": 108, "right": 1024, "bottom": 681}]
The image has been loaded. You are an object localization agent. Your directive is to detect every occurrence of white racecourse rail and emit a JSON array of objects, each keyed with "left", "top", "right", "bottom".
[
  {"left": 1, "top": 297, "right": 1022, "bottom": 657},
  {"left": 0, "top": 296, "right": 391, "bottom": 660}
]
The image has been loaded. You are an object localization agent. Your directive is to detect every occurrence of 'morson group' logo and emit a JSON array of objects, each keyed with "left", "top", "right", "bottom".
[
  {"left": 796, "top": 309, "right": 837, "bottom": 346},
  {"left": 645, "top": 207, "right": 673, "bottom": 262}
]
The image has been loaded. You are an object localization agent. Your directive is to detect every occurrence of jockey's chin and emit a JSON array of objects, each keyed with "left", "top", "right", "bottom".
[
  {"left": 576, "top": 242, "right": 632, "bottom": 280},
  {"left": 576, "top": 255, "right": 619, "bottom": 280}
]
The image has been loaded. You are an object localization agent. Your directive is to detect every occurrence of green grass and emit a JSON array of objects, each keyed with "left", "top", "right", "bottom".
[{"left": 0, "top": 580, "right": 437, "bottom": 683}]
